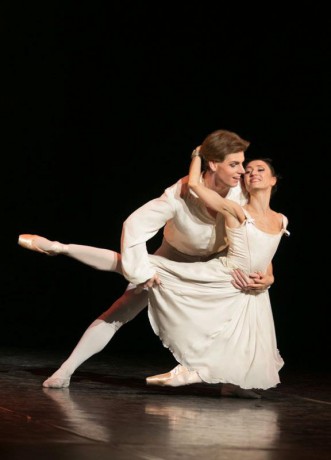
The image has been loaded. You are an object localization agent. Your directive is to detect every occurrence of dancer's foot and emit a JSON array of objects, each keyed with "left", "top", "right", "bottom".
[
  {"left": 146, "top": 365, "right": 202, "bottom": 387},
  {"left": 221, "top": 383, "right": 261, "bottom": 399},
  {"left": 18, "top": 234, "right": 64, "bottom": 256},
  {"left": 43, "top": 370, "right": 71, "bottom": 388}
]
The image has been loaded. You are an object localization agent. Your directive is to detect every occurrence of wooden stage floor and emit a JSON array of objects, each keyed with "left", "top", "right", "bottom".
[{"left": 0, "top": 347, "right": 330, "bottom": 460}]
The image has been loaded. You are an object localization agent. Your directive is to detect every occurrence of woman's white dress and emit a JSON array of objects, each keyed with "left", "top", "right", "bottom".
[{"left": 147, "top": 209, "right": 290, "bottom": 390}]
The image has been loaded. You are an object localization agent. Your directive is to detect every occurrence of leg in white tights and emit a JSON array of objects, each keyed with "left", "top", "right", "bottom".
[
  {"left": 20, "top": 236, "right": 123, "bottom": 273},
  {"left": 43, "top": 285, "right": 149, "bottom": 387},
  {"left": 32, "top": 237, "right": 150, "bottom": 388}
]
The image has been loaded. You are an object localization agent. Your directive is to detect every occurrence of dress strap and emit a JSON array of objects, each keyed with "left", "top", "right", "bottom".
[
  {"left": 281, "top": 214, "right": 290, "bottom": 236},
  {"left": 242, "top": 208, "right": 254, "bottom": 223}
]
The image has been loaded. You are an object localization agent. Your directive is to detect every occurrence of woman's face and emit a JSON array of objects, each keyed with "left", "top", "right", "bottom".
[{"left": 243, "top": 160, "right": 276, "bottom": 193}]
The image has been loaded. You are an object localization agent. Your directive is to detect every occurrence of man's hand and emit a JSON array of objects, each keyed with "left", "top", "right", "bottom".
[
  {"left": 231, "top": 269, "right": 274, "bottom": 292},
  {"left": 134, "top": 274, "right": 161, "bottom": 294}
]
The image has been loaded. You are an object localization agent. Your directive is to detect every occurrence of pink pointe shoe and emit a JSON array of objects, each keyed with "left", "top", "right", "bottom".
[
  {"left": 18, "top": 234, "right": 62, "bottom": 256},
  {"left": 146, "top": 365, "right": 201, "bottom": 387}
]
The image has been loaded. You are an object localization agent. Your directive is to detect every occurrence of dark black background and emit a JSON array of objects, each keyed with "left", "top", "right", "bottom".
[{"left": 2, "top": 3, "right": 329, "bottom": 369}]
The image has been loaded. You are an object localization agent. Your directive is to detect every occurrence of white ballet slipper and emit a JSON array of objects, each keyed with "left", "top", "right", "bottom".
[{"left": 42, "top": 376, "right": 71, "bottom": 389}]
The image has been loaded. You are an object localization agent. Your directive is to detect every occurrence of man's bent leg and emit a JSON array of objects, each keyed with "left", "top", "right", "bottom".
[{"left": 43, "top": 285, "right": 149, "bottom": 388}]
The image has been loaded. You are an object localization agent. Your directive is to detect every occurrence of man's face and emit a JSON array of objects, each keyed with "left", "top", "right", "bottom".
[{"left": 213, "top": 152, "right": 245, "bottom": 188}]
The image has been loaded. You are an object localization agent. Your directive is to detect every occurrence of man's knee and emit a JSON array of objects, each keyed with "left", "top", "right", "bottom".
[{"left": 98, "top": 288, "right": 148, "bottom": 323}]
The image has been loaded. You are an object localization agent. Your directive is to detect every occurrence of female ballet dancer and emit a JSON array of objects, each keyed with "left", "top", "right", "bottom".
[{"left": 137, "top": 155, "right": 289, "bottom": 390}]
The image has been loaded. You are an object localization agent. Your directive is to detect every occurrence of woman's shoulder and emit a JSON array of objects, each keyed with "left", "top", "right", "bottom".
[{"left": 274, "top": 211, "right": 290, "bottom": 234}]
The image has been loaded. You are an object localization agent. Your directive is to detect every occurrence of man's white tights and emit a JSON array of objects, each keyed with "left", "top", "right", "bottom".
[
  {"left": 43, "top": 320, "right": 121, "bottom": 388},
  {"left": 41, "top": 239, "right": 148, "bottom": 388}
]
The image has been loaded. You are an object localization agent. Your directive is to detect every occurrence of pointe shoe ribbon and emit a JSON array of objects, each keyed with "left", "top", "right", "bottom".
[
  {"left": 18, "top": 234, "right": 61, "bottom": 256},
  {"left": 146, "top": 365, "right": 200, "bottom": 387}
]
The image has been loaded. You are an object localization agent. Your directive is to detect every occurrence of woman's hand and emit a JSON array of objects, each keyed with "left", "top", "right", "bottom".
[{"left": 231, "top": 269, "right": 274, "bottom": 291}]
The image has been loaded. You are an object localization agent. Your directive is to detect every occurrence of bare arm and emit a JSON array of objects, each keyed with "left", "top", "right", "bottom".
[{"left": 189, "top": 156, "right": 275, "bottom": 293}]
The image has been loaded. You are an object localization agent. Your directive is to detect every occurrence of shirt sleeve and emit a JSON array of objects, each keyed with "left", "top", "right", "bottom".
[{"left": 120, "top": 182, "right": 178, "bottom": 285}]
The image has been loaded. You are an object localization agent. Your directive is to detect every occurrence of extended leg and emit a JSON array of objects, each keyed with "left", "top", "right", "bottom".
[{"left": 18, "top": 234, "right": 122, "bottom": 272}]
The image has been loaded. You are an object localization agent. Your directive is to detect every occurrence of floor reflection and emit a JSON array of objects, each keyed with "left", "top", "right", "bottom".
[
  {"left": 42, "top": 388, "right": 111, "bottom": 442},
  {"left": 145, "top": 400, "right": 280, "bottom": 448}
]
